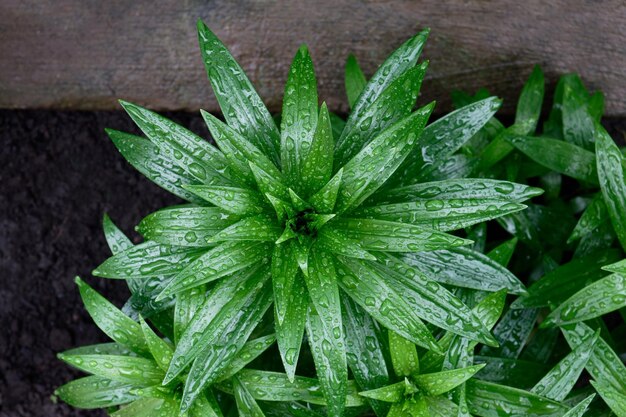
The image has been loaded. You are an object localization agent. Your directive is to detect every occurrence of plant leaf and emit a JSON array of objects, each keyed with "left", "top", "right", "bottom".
[
  {"left": 138, "top": 206, "right": 239, "bottom": 247},
  {"left": 590, "top": 380, "right": 626, "bottom": 417},
  {"left": 562, "top": 76, "right": 595, "bottom": 151},
  {"left": 234, "top": 376, "right": 266, "bottom": 417},
  {"left": 197, "top": 21, "right": 280, "bottom": 163},
  {"left": 58, "top": 353, "right": 163, "bottom": 385},
  {"left": 515, "top": 65, "right": 545, "bottom": 135},
  {"left": 208, "top": 214, "right": 282, "bottom": 243},
  {"left": 54, "top": 376, "right": 138, "bottom": 409},
  {"left": 568, "top": 194, "right": 609, "bottom": 243},
  {"left": 400, "top": 247, "right": 526, "bottom": 294},
  {"left": 316, "top": 227, "right": 376, "bottom": 260},
  {"left": 562, "top": 394, "right": 595, "bottom": 417},
  {"left": 388, "top": 331, "right": 419, "bottom": 378},
  {"left": 217, "top": 334, "right": 276, "bottom": 381},
  {"left": 596, "top": 122, "right": 626, "bottom": 251},
  {"left": 301, "top": 103, "right": 334, "bottom": 197},
  {"left": 158, "top": 241, "right": 271, "bottom": 299},
  {"left": 336, "top": 63, "right": 428, "bottom": 165},
  {"left": 336, "top": 257, "right": 440, "bottom": 352},
  {"left": 480, "top": 308, "right": 537, "bottom": 359},
  {"left": 281, "top": 45, "right": 318, "bottom": 193},
  {"left": 329, "top": 218, "right": 471, "bottom": 252},
  {"left": 74, "top": 277, "right": 148, "bottom": 355},
  {"left": 345, "top": 54, "right": 367, "bottom": 109},
  {"left": 272, "top": 242, "right": 300, "bottom": 325},
  {"left": 530, "top": 330, "right": 598, "bottom": 401},
  {"left": 173, "top": 286, "right": 205, "bottom": 343},
  {"left": 184, "top": 185, "right": 266, "bottom": 216},
  {"left": 93, "top": 242, "right": 206, "bottom": 279},
  {"left": 359, "top": 380, "right": 407, "bottom": 403},
  {"left": 414, "top": 365, "right": 485, "bottom": 396},
  {"left": 139, "top": 317, "right": 174, "bottom": 372},
  {"left": 310, "top": 168, "right": 343, "bottom": 214}
]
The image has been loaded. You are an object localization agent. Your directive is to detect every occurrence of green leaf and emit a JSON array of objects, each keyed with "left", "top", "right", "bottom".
[
  {"left": 568, "top": 194, "right": 609, "bottom": 243},
  {"left": 511, "top": 249, "right": 620, "bottom": 309},
  {"left": 329, "top": 112, "right": 347, "bottom": 140},
  {"left": 414, "top": 365, "right": 485, "bottom": 396},
  {"left": 596, "top": 122, "right": 626, "bottom": 251},
  {"left": 562, "top": 322, "right": 626, "bottom": 393},
  {"left": 208, "top": 214, "right": 282, "bottom": 243},
  {"left": 301, "top": 103, "right": 334, "bottom": 196},
  {"left": 480, "top": 307, "right": 537, "bottom": 359},
  {"left": 306, "top": 305, "right": 348, "bottom": 417},
  {"left": 217, "top": 334, "right": 276, "bottom": 381},
  {"left": 201, "top": 110, "right": 282, "bottom": 186},
  {"left": 190, "top": 390, "right": 225, "bottom": 417},
  {"left": 335, "top": 103, "right": 434, "bottom": 213},
  {"left": 374, "top": 253, "right": 497, "bottom": 345},
  {"left": 197, "top": 21, "right": 280, "bottom": 163},
  {"left": 472, "top": 356, "right": 547, "bottom": 388},
  {"left": 272, "top": 242, "right": 300, "bottom": 325},
  {"left": 335, "top": 63, "right": 428, "bottom": 165},
  {"left": 55, "top": 376, "right": 138, "bottom": 409},
  {"left": 111, "top": 398, "right": 175, "bottom": 417},
  {"left": 234, "top": 376, "right": 266, "bottom": 417},
  {"left": 275, "top": 272, "right": 308, "bottom": 381},
  {"left": 341, "top": 293, "right": 390, "bottom": 416},
  {"left": 106, "top": 129, "right": 206, "bottom": 203},
  {"left": 400, "top": 247, "right": 526, "bottom": 294},
  {"left": 345, "top": 54, "right": 367, "bottom": 109},
  {"left": 119, "top": 101, "right": 235, "bottom": 185},
  {"left": 262, "top": 402, "right": 326, "bottom": 417},
  {"left": 530, "top": 330, "right": 598, "bottom": 401},
  {"left": 507, "top": 135, "right": 598, "bottom": 184},
  {"left": 329, "top": 218, "right": 471, "bottom": 252},
  {"left": 249, "top": 162, "right": 292, "bottom": 202},
  {"left": 310, "top": 168, "right": 343, "bottom": 214},
  {"left": 336, "top": 257, "right": 440, "bottom": 352},
  {"left": 62, "top": 343, "right": 133, "bottom": 357},
  {"left": 372, "top": 178, "right": 541, "bottom": 205},
  {"left": 173, "top": 286, "right": 205, "bottom": 343},
  {"left": 486, "top": 237, "right": 518, "bottom": 267},
  {"left": 58, "top": 353, "right": 164, "bottom": 385},
  {"left": 305, "top": 248, "right": 343, "bottom": 341},
  {"left": 158, "top": 241, "right": 271, "bottom": 299},
  {"left": 542, "top": 273, "right": 626, "bottom": 327},
  {"left": 164, "top": 265, "right": 269, "bottom": 383},
  {"left": 184, "top": 185, "right": 266, "bottom": 216},
  {"left": 103, "top": 213, "right": 133, "bottom": 255},
  {"left": 138, "top": 206, "right": 239, "bottom": 247},
  {"left": 123, "top": 276, "right": 175, "bottom": 320},
  {"left": 466, "top": 380, "right": 568, "bottom": 417},
  {"left": 515, "top": 65, "right": 545, "bottom": 135},
  {"left": 391, "top": 97, "right": 502, "bottom": 186},
  {"left": 590, "top": 380, "right": 626, "bottom": 417},
  {"left": 74, "top": 277, "right": 148, "bottom": 355},
  {"left": 93, "top": 242, "right": 205, "bottom": 279},
  {"left": 180, "top": 278, "right": 273, "bottom": 412},
  {"left": 281, "top": 45, "right": 318, "bottom": 193},
  {"left": 217, "top": 370, "right": 365, "bottom": 407},
  {"left": 359, "top": 380, "right": 407, "bottom": 403},
  {"left": 348, "top": 29, "right": 429, "bottom": 136},
  {"left": 388, "top": 331, "right": 419, "bottom": 378},
  {"left": 562, "top": 76, "right": 595, "bottom": 151},
  {"left": 562, "top": 394, "right": 595, "bottom": 417},
  {"left": 139, "top": 316, "right": 174, "bottom": 372},
  {"left": 316, "top": 227, "right": 376, "bottom": 260}
]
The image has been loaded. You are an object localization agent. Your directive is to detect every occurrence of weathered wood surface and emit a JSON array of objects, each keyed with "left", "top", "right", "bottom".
[{"left": 1, "top": 1, "right": 625, "bottom": 115}]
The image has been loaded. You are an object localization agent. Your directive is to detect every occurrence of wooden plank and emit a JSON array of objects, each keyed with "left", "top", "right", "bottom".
[{"left": 1, "top": 1, "right": 625, "bottom": 115}]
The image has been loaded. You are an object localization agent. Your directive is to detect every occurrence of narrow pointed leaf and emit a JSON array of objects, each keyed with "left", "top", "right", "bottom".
[
  {"left": 139, "top": 317, "right": 173, "bottom": 372},
  {"left": 217, "top": 334, "right": 276, "bottom": 381},
  {"left": 305, "top": 248, "right": 343, "bottom": 341},
  {"left": 400, "top": 247, "right": 526, "bottom": 294},
  {"left": 486, "top": 237, "right": 518, "bottom": 267},
  {"left": 335, "top": 63, "right": 428, "bottom": 165},
  {"left": 389, "top": 331, "right": 419, "bottom": 378},
  {"left": 562, "top": 76, "right": 595, "bottom": 151},
  {"left": 173, "top": 286, "right": 205, "bottom": 343},
  {"left": 391, "top": 97, "right": 502, "bottom": 186},
  {"left": 119, "top": 101, "right": 235, "bottom": 185},
  {"left": 58, "top": 354, "right": 163, "bottom": 385},
  {"left": 197, "top": 21, "right": 280, "bottom": 163},
  {"left": 208, "top": 214, "right": 282, "bottom": 243},
  {"left": 345, "top": 54, "right": 367, "bottom": 109},
  {"left": 111, "top": 398, "right": 174, "bottom": 417},
  {"left": 234, "top": 376, "right": 266, "bottom": 417},
  {"left": 184, "top": 185, "right": 265, "bottom": 216},
  {"left": 276, "top": 272, "right": 308, "bottom": 381},
  {"left": 480, "top": 308, "right": 537, "bottom": 359},
  {"left": 568, "top": 194, "right": 609, "bottom": 243},
  {"left": 507, "top": 135, "right": 598, "bottom": 184},
  {"left": 301, "top": 103, "right": 334, "bottom": 196},
  {"left": 335, "top": 103, "right": 434, "bottom": 213},
  {"left": 530, "top": 330, "right": 598, "bottom": 401},
  {"left": 54, "top": 376, "right": 138, "bottom": 409},
  {"left": 590, "top": 380, "right": 626, "bottom": 417},
  {"left": 138, "top": 206, "right": 239, "bottom": 247},
  {"left": 281, "top": 45, "right": 318, "bottom": 192},
  {"left": 272, "top": 242, "right": 300, "bottom": 324},
  {"left": 201, "top": 110, "right": 281, "bottom": 184},
  {"left": 336, "top": 257, "right": 440, "bottom": 352},
  {"left": 465, "top": 380, "right": 568, "bottom": 417},
  {"left": 306, "top": 305, "right": 347, "bottom": 417},
  {"left": 310, "top": 168, "right": 343, "bottom": 213},
  {"left": 562, "top": 395, "right": 595, "bottom": 417},
  {"left": 75, "top": 277, "right": 148, "bottom": 355},
  {"left": 316, "top": 227, "right": 376, "bottom": 260},
  {"left": 93, "top": 242, "right": 206, "bottom": 279},
  {"left": 330, "top": 218, "right": 470, "bottom": 252},
  {"left": 159, "top": 241, "right": 271, "bottom": 298},
  {"left": 250, "top": 161, "right": 291, "bottom": 202},
  {"left": 359, "top": 381, "right": 406, "bottom": 403},
  {"left": 515, "top": 65, "right": 545, "bottom": 135},
  {"left": 414, "top": 365, "right": 485, "bottom": 396},
  {"left": 596, "top": 122, "right": 626, "bottom": 251}
]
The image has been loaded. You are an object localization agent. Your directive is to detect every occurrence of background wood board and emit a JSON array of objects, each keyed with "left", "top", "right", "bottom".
[{"left": 1, "top": 0, "right": 625, "bottom": 115}]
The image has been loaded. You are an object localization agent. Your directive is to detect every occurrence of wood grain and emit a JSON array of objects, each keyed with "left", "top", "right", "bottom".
[{"left": 1, "top": 1, "right": 625, "bottom": 115}]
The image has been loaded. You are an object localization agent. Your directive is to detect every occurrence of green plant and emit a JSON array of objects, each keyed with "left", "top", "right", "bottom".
[{"left": 56, "top": 19, "right": 626, "bottom": 417}]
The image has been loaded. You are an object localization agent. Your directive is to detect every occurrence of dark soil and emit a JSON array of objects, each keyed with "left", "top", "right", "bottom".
[{"left": 1, "top": 109, "right": 625, "bottom": 417}]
